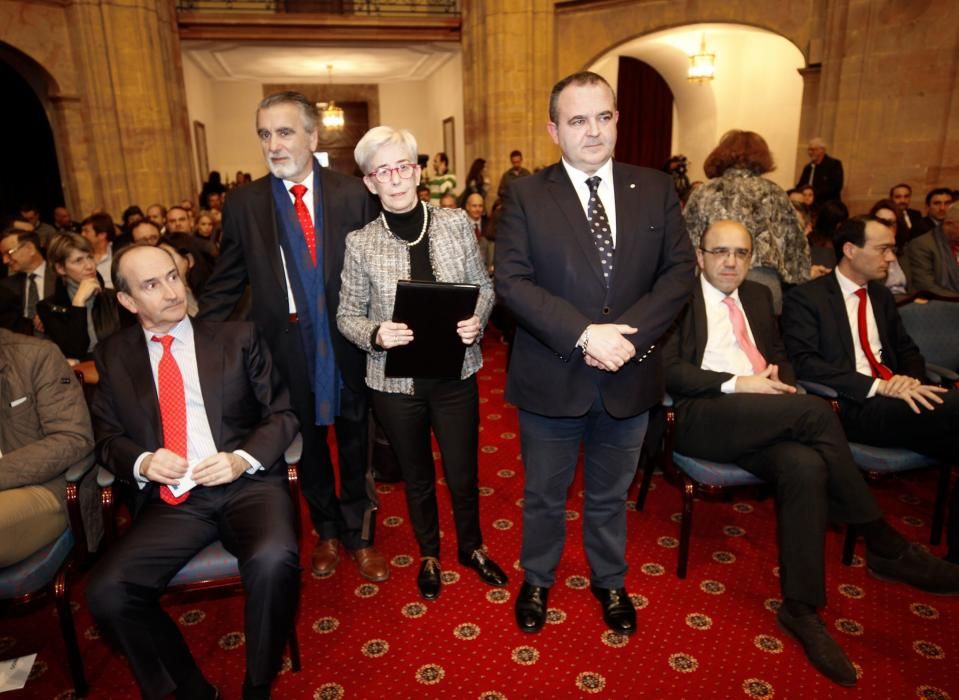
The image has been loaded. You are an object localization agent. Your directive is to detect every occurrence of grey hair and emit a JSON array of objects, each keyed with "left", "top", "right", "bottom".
[
  {"left": 808, "top": 137, "right": 827, "bottom": 149},
  {"left": 257, "top": 91, "right": 318, "bottom": 133},
  {"left": 353, "top": 126, "right": 418, "bottom": 174},
  {"left": 945, "top": 201, "right": 959, "bottom": 223}
]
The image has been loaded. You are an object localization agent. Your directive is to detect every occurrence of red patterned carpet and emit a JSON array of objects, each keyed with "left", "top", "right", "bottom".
[{"left": 3, "top": 331, "right": 958, "bottom": 700}]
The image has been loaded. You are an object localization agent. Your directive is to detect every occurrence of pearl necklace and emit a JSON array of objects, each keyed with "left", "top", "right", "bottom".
[{"left": 382, "top": 201, "right": 428, "bottom": 247}]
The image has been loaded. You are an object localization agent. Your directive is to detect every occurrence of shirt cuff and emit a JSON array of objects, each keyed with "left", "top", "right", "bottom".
[
  {"left": 133, "top": 452, "right": 151, "bottom": 490},
  {"left": 721, "top": 377, "right": 739, "bottom": 394},
  {"left": 234, "top": 449, "right": 263, "bottom": 474},
  {"left": 866, "top": 378, "right": 880, "bottom": 399}
]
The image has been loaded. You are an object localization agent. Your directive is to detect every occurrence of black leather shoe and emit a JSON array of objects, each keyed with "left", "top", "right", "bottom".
[
  {"left": 777, "top": 607, "right": 856, "bottom": 686},
  {"left": 458, "top": 548, "right": 508, "bottom": 586},
  {"left": 590, "top": 586, "right": 636, "bottom": 635},
  {"left": 867, "top": 543, "right": 959, "bottom": 595},
  {"left": 515, "top": 581, "right": 549, "bottom": 633},
  {"left": 417, "top": 557, "right": 441, "bottom": 600}
]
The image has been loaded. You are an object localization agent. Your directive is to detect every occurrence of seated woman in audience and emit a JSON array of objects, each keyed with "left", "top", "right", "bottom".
[
  {"left": 194, "top": 211, "right": 220, "bottom": 250},
  {"left": 37, "top": 233, "right": 132, "bottom": 361},
  {"left": 684, "top": 130, "right": 812, "bottom": 313},
  {"left": 457, "top": 157, "right": 489, "bottom": 209},
  {"left": 338, "top": 125, "right": 507, "bottom": 601},
  {"left": 868, "top": 199, "right": 908, "bottom": 296}
]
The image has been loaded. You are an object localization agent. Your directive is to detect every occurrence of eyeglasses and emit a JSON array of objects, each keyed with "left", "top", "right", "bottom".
[
  {"left": 368, "top": 163, "right": 417, "bottom": 183},
  {"left": 3, "top": 242, "right": 24, "bottom": 257},
  {"left": 700, "top": 246, "right": 752, "bottom": 260}
]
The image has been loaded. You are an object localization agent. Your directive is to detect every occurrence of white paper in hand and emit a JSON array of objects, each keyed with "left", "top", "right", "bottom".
[
  {"left": 167, "top": 461, "right": 197, "bottom": 499},
  {"left": 0, "top": 654, "right": 36, "bottom": 692}
]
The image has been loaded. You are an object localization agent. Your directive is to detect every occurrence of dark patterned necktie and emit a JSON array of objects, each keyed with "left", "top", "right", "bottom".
[
  {"left": 586, "top": 176, "right": 614, "bottom": 285},
  {"left": 25, "top": 273, "right": 39, "bottom": 318}
]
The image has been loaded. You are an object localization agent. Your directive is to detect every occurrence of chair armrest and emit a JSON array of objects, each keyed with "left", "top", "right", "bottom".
[
  {"left": 662, "top": 393, "right": 674, "bottom": 408},
  {"left": 926, "top": 363, "right": 958, "bottom": 384},
  {"left": 797, "top": 380, "right": 839, "bottom": 399},
  {"left": 284, "top": 433, "right": 303, "bottom": 465},
  {"left": 97, "top": 466, "right": 116, "bottom": 488},
  {"left": 65, "top": 460, "right": 96, "bottom": 483}
]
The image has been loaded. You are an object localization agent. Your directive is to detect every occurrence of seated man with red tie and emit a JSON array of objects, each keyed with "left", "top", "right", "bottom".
[
  {"left": 664, "top": 220, "right": 959, "bottom": 688},
  {"left": 86, "top": 244, "right": 300, "bottom": 700},
  {"left": 783, "top": 215, "right": 959, "bottom": 567}
]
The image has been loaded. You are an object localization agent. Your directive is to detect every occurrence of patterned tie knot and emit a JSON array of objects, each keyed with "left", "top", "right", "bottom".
[
  {"left": 586, "top": 176, "right": 602, "bottom": 193},
  {"left": 290, "top": 183, "right": 308, "bottom": 202},
  {"left": 28, "top": 272, "right": 37, "bottom": 281},
  {"left": 152, "top": 334, "right": 175, "bottom": 351}
]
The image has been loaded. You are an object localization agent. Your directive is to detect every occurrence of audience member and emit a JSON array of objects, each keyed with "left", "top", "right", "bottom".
[
  {"left": 665, "top": 219, "right": 959, "bottom": 686},
  {"left": 338, "top": 125, "right": 507, "bottom": 600},
  {"left": 1, "top": 229, "right": 55, "bottom": 333},
  {"left": 464, "top": 191, "right": 492, "bottom": 272},
  {"left": 783, "top": 216, "right": 959, "bottom": 564},
  {"left": 0, "top": 328, "right": 99, "bottom": 566},
  {"left": 179, "top": 199, "right": 196, "bottom": 229},
  {"left": 86, "top": 244, "right": 299, "bottom": 700},
  {"left": 120, "top": 206, "right": 145, "bottom": 236},
  {"left": 194, "top": 211, "right": 218, "bottom": 247},
  {"left": 796, "top": 137, "right": 844, "bottom": 205},
  {"left": 458, "top": 158, "right": 489, "bottom": 209},
  {"left": 911, "top": 187, "right": 954, "bottom": 238},
  {"left": 428, "top": 152, "right": 456, "bottom": 204},
  {"left": 439, "top": 192, "right": 457, "bottom": 209},
  {"left": 130, "top": 219, "right": 161, "bottom": 246},
  {"left": 807, "top": 199, "right": 847, "bottom": 271},
  {"left": 904, "top": 200, "right": 959, "bottom": 297},
  {"left": 684, "top": 129, "right": 812, "bottom": 313},
  {"left": 197, "top": 90, "right": 387, "bottom": 583},
  {"left": 496, "top": 149, "right": 531, "bottom": 200},
  {"left": 495, "top": 70, "right": 695, "bottom": 636},
  {"left": 53, "top": 205, "right": 80, "bottom": 234},
  {"left": 416, "top": 183, "right": 431, "bottom": 203},
  {"left": 200, "top": 170, "right": 226, "bottom": 210},
  {"left": 158, "top": 239, "right": 199, "bottom": 316},
  {"left": 18, "top": 202, "right": 57, "bottom": 247},
  {"left": 145, "top": 203, "right": 167, "bottom": 232},
  {"left": 868, "top": 199, "right": 908, "bottom": 295},
  {"left": 80, "top": 212, "right": 117, "bottom": 288},
  {"left": 165, "top": 207, "right": 215, "bottom": 300},
  {"left": 38, "top": 233, "right": 132, "bottom": 360},
  {"left": 890, "top": 183, "right": 923, "bottom": 243}
]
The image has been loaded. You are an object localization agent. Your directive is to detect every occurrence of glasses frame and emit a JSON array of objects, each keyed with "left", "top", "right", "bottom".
[
  {"left": 700, "top": 246, "right": 752, "bottom": 261},
  {"left": 367, "top": 163, "right": 418, "bottom": 184}
]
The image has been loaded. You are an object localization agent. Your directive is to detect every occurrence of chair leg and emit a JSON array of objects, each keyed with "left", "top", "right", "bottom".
[
  {"left": 930, "top": 464, "right": 952, "bottom": 547},
  {"left": 842, "top": 524, "right": 857, "bottom": 566},
  {"left": 677, "top": 478, "right": 695, "bottom": 579},
  {"left": 636, "top": 450, "right": 656, "bottom": 512},
  {"left": 54, "top": 571, "right": 88, "bottom": 697},
  {"left": 288, "top": 626, "right": 302, "bottom": 673}
]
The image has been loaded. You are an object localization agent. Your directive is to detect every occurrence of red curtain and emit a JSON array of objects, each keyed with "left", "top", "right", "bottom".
[{"left": 614, "top": 56, "right": 674, "bottom": 169}]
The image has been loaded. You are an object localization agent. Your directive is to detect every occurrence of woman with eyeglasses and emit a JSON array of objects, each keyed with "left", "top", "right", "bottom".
[
  {"left": 337, "top": 126, "right": 507, "bottom": 601},
  {"left": 37, "top": 233, "right": 133, "bottom": 361},
  {"left": 868, "top": 199, "right": 909, "bottom": 296},
  {"left": 684, "top": 130, "right": 815, "bottom": 313}
]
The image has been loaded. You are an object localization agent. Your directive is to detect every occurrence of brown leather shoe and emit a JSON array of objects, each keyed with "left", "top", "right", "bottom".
[
  {"left": 311, "top": 538, "right": 340, "bottom": 577},
  {"left": 350, "top": 546, "right": 390, "bottom": 582}
]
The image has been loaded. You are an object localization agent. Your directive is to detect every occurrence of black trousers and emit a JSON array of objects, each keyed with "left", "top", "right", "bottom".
[
  {"left": 675, "top": 393, "right": 882, "bottom": 608},
  {"left": 86, "top": 477, "right": 300, "bottom": 699},
  {"left": 277, "top": 323, "right": 374, "bottom": 549},
  {"left": 371, "top": 376, "right": 482, "bottom": 559},
  {"left": 840, "top": 390, "right": 959, "bottom": 559}
]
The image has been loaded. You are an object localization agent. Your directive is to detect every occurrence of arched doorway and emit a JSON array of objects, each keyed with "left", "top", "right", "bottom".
[
  {"left": 590, "top": 24, "right": 806, "bottom": 191},
  {"left": 0, "top": 45, "right": 64, "bottom": 222}
]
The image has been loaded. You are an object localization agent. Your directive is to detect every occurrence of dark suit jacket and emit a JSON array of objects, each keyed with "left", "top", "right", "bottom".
[
  {"left": 782, "top": 273, "right": 925, "bottom": 403},
  {"left": 37, "top": 276, "right": 134, "bottom": 360},
  {"left": 910, "top": 216, "right": 938, "bottom": 239},
  {"left": 494, "top": 160, "right": 695, "bottom": 418},
  {"left": 0, "top": 262, "right": 57, "bottom": 313},
  {"left": 903, "top": 230, "right": 959, "bottom": 298},
  {"left": 797, "top": 154, "right": 844, "bottom": 203},
  {"left": 197, "top": 168, "right": 379, "bottom": 391},
  {"left": 664, "top": 279, "right": 794, "bottom": 405},
  {"left": 91, "top": 320, "right": 299, "bottom": 508}
]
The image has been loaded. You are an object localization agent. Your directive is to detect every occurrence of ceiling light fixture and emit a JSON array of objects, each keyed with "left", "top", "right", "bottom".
[
  {"left": 687, "top": 34, "right": 716, "bottom": 83},
  {"left": 319, "top": 64, "right": 345, "bottom": 130}
]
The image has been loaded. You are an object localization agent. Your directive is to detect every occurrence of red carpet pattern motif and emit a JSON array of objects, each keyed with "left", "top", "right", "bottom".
[{"left": 2, "top": 332, "right": 957, "bottom": 699}]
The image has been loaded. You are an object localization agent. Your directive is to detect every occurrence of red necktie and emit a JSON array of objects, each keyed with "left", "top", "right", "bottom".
[
  {"left": 474, "top": 223, "right": 481, "bottom": 240},
  {"left": 152, "top": 335, "right": 189, "bottom": 505},
  {"left": 290, "top": 184, "right": 317, "bottom": 265},
  {"left": 854, "top": 289, "right": 893, "bottom": 380},
  {"left": 722, "top": 296, "right": 767, "bottom": 374}
]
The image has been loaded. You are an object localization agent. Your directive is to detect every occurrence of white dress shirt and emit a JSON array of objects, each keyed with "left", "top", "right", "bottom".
[
  {"left": 133, "top": 317, "right": 261, "bottom": 488},
  {"left": 834, "top": 268, "right": 883, "bottom": 397},
  {"left": 96, "top": 242, "right": 114, "bottom": 289},
  {"left": 561, "top": 157, "right": 617, "bottom": 245},
  {"left": 699, "top": 276, "right": 760, "bottom": 393},
  {"left": 279, "top": 169, "right": 317, "bottom": 314}
]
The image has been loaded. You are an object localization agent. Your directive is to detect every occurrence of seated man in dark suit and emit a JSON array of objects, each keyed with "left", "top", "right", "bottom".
[
  {"left": 911, "top": 187, "right": 953, "bottom": 238},
  {"left": 783, "top": 216, "right": 959, "bottom": 566},
  {"left": 665, "top": 220, "right": 959, "bottom": 687},
  {"left": 86, "top": 244, "right": 300, "bottom": 700},
  {"left": 904, "top": 201, "right": 959, "bottom": 297},
  {"left": 1, "top": 229, "right": 56, "bottom": 333}
]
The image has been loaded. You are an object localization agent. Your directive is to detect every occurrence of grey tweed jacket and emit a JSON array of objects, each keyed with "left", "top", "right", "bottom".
[{"left": 337, "top": 204, "right": 494, "bottom": 394}]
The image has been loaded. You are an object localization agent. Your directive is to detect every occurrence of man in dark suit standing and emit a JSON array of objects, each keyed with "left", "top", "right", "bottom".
[
  {"left": 495, "top": 71, "right": 695, "bottom": 636},
  {"left": 796, "top": 137, "right": 844, "bottom": 205},
  {"left": 783, "top": 216, "right": 959, "bottom": 564},
  {"left": 665, "top": 220, "right": 959, "bottom": 686},
  {"left": 86, "top": 244, "right": 300, "bottom": 700},
  {"left": 198, "top": 92, "right": 387, "bottom": 582}
]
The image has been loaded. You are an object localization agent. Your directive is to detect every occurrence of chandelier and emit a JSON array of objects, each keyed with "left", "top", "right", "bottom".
[
  {"left": 319, "top": 64, "right": 345, "bottom": 130},
  {"left": 687, "top": 35, "right": 716, "bottom": 83}
]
